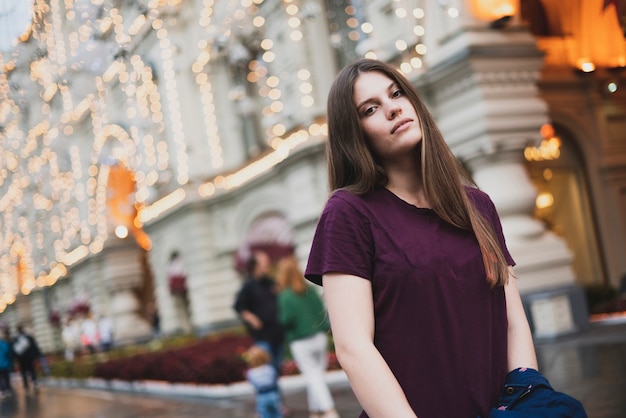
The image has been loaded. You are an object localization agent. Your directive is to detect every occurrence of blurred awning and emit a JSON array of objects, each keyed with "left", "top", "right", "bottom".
[{"left": 234, "top": 214, "right": 295, "bottom": 273}]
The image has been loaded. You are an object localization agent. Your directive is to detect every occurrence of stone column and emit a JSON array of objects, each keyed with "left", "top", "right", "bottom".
[
  {"left": 102, "top": 237, "right": 152, "bottom": 344},
  {"left": 301, "top": 0, "right": 338, "bottom": 114},
  {"left": 420, "top": 25, "right": 588, "bottom": 337},
  {"left": 31, "top": 289, "right": 59, "bottom": 353},
  {"left": 468, "top": 153, "right": 588, "bottom": 338}
]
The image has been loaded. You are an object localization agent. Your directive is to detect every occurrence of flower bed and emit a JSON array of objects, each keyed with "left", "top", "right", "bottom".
[
  {"left": 90, "top": 332, "right": 341, "bottom": 385},
  {"left": 94, "top": 333, "right": 253, "bottom": 384}
]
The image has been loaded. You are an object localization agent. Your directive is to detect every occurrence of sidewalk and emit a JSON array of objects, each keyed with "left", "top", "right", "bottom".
[
  {"left": 534, "top": 318, "right": 626, "bottom": 418},
  {"left": 534, "top": 315, "right": 626, "bottom": 348},
  {"left": 43, "top": 369, "right": 350, "bottom": 400}
]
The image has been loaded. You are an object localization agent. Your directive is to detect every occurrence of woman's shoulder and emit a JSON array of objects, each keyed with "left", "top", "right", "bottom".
[
  {"left": 326, "top": 187, "right": 388, "bottom": 212},
  {"left": 239, "top": 277, "right": 258, "bottom": 292},
  {"left": 328, "top": 188, "right": 361, "bottom": 204},
  {"left": 464, "top": 186, "right": 503, "bottom": 225},
  {"left": 464, "top": 186, "right": 494, "bottom": 208}
]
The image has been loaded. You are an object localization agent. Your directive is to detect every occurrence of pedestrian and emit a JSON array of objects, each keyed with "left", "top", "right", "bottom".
[
  {"left": 151, "top": 307, "right": 161, "bottom": 338},
  {"left": 98, "top": 315, "right": 114, "bottom": 352},
  {"left": 244, "top": 345, "right": 283, "bottom": 418},
  {"left": 0, "top": 329, "right": 14, "bottom": 398},
  {"left": 277, "top": 255, "right": 338, "bottom": 418},
  {"left": 80, "top": 313, "right": 99, "bottom": 354},
  {"left": 12, "top": 324, "right": 42, "bottom": 392},
  {"left": 234, "top": 251, "right": 290, "bottom": 415},
  {"left": 167, "top": 250, "right": 187, "bottom": 294},
  {"left": 61, "top": 318, "right": 80, "bottom": 361},
  {"left": 233, "top": 251, "right": 285, "bottom": 378},
  {"left": 304, "top": 58, "right": 538, "bottom": 418}
]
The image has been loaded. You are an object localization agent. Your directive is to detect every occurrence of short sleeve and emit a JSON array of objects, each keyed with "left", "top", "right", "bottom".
[
  {"left": 469, "top": 188, "right": 515, "bottom": 267},
  {"left": 305, "top": 192, "right": 374, "bottom": 286}
]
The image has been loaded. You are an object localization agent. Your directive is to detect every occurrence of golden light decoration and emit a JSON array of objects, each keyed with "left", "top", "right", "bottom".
[
  {"left": 0, "top": 0, "right": 431, "bottom": 313},
  {"left": 197, "top": 121, "right": 327, "bottom": 198},
  {"left": 0, "top": 0, "right": 183, "bottom": 311},
  {"left": 577, "top": 60, "right": 596, "bottom": 73},
  {"left": 525, "top": 123, "right": 562, "bottom": 162},
  {"left": 469, "top": 0, "right": 517, "bottom": 21},
  {"left": 524, "top": 137, "right": 561, "bottom": 162},
  {"left": 536, "top": 192, "right": 555, "bottom": 210}
]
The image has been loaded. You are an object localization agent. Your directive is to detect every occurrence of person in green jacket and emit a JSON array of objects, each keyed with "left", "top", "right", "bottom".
[{"left": 277, "top": 255, "right": 339, "bottom": 418}]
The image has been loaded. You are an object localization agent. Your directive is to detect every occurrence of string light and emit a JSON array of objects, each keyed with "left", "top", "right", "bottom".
[
  {"left": 197, "top": 120, "right": 327, "bottom": 197},
  {"left": 0, "top": 0, "right": 435, "bottom": 312},
  {"left": 194, "top": 0, "right": 224, "bottom": 171},
  {"left": 0, "top": 0, "right": 171, "bottom": 307}
]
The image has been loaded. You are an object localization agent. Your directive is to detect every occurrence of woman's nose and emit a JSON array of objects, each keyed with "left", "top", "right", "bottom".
[{"left": 388, "top": 104, "right": 402, "bottom": 119}]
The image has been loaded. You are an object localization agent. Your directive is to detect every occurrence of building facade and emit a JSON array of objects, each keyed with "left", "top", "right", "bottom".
[{"left": 0, "top": 0, "right": 624, "bottom": 352}]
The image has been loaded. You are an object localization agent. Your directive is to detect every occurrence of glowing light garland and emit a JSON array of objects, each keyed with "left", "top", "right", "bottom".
[
  {"left": 0, "top": 0, "right": 437, "bottom": 312},
  {"left": 0, "top": 0, "right": 185, "bottom": 309}
]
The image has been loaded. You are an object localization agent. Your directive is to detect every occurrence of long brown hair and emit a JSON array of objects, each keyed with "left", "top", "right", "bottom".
[
  {"left": 277, "top": 255, "right": 308, "bottom": 294},
  {"left": 326, "top": 59, "right": 509, "bottom": 287}
]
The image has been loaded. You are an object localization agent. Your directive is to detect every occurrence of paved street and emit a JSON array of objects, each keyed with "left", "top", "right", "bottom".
[
  {"left": 534, "top": 319, "right": 626, "bottom": 418},
  {"left": 0, "top": 378, "right": 361, "bottom": 418},
  {"left": 0, "top": 320, "right": 624, "bottom": 418}
]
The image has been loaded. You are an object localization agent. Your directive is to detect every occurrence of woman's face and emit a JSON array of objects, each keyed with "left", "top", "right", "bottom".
[
  {"left": 353, "top": 71, "right": 422, "bottom": 164},
  {"left": 253, "top": 251, "right": 270, "bottom": 277}
]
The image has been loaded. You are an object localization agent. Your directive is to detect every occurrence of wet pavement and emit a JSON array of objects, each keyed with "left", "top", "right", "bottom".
[
  {"left": 534, "top": 319, "right": 626, "bottom": 418},
  {"left": 0, "top": 320, "right": 624, "bottom": 418},
  {"left": 0, "top": 378, "right": 361, "bottom": 418}
]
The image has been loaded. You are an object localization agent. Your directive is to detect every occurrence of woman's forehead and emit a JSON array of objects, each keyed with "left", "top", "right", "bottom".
[{"left": 353, "top": 71, "right": 395, "bottom": 102}]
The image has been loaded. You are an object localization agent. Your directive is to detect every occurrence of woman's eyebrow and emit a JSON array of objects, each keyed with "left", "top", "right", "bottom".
[{"left": 356, "top": 82, "right": 396, "bottom": 109}]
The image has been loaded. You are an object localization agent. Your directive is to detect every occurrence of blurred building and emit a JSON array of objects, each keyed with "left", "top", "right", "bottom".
[{"left": 0, "top": 0, "right": 624, "bottom": 352}]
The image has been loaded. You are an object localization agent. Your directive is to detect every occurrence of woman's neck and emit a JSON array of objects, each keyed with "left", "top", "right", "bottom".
[{"left": 385, "top": 168, "right": 430, "bottom": 208}]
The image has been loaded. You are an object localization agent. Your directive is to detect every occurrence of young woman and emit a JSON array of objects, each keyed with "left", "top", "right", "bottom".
[
  {"left": 277, "top": 255, "right": 338, "bottom": 418},
  {"left": 304, "top": 59, "right": 538, "bottom": 418}
]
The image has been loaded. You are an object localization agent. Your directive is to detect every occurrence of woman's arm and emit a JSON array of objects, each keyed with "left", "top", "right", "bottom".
[
  {"left": 233, "top": 283, "right": 262, "bottom": 330},
  {"left": 240, "top": 310, "right": 262, "bottom": 330},
  {"left": 323, "top": 273, "right": 417, "bottom": 418},
  {"left": 505, "top": 267, "right": 538, "bottom": 371}
]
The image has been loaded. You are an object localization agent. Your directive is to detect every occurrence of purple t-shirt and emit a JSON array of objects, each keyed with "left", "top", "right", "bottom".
[{"left": 305, "top": 187, "right": 514, "bottom": 418}]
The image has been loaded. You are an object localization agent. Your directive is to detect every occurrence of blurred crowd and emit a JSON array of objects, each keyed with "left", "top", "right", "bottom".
[{"left": 234, "top": 251, "right": 339, "bottom": 418}]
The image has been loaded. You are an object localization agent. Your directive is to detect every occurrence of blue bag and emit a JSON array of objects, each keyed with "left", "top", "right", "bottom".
[{"left": 488, "top": 367, "right": 587, "bottom": 418}]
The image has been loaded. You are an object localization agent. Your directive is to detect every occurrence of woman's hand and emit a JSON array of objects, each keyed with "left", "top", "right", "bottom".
[{"left": 241, "top": 310, "right": 263, "bottom": 330}]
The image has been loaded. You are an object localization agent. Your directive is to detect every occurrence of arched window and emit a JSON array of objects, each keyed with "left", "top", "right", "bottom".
[{"left": 525, "top": 124, "right": 606, "bottom": 287}]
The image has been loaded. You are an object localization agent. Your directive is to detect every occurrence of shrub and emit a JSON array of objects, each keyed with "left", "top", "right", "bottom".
[
  {"left": 93, "top": 333, "right": 253, "bottom": 384},
  {"left": 48, "top": 356, "right": 97, "bottom": 379},
  {"left": 54, "top": 330, "right": 342, "bottom": 385}
]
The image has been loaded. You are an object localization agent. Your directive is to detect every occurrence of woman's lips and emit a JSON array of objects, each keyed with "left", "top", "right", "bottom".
[{"left": 391, "top": 118, "right": 412, "bottom": 134}]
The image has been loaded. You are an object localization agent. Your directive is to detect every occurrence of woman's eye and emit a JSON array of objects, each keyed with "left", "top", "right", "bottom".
[
  {"left": 391, "top": 89, "right": 403, "bottom": 98},
  {"left": 364, "top": 106, "right": 376, "bottom": 116}
]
